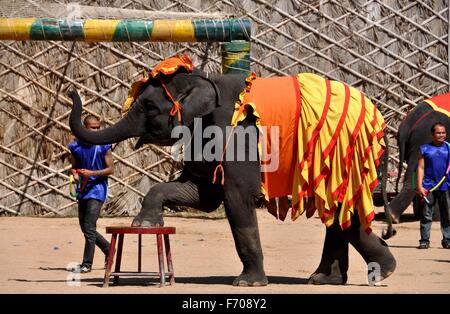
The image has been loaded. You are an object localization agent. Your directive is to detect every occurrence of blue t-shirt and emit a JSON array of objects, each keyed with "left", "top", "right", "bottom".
[
  {"left": 68, "top": 141, "right": 112, "bottom": 202},
  {"left": 419, "top": 142, "right": 450, "bottom": 191}
]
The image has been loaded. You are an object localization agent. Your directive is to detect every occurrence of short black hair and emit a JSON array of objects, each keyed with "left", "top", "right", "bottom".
[
  {"left": 83, "top": 114, "right": 100, "bottom": 126},
  {"left": 431, "top": 122, "right": 446, "bottom": 134}
]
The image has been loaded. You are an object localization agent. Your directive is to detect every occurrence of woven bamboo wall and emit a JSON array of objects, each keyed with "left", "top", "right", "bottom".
[{"left": 0, "top": 0, "right": 448, "bottom": 216}]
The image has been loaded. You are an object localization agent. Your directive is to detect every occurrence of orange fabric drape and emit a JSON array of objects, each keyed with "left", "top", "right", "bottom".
[{"left": 232, "top": 72, "right": 385, "bottom": 232}]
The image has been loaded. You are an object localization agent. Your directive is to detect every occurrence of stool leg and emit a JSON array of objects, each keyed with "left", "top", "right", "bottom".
[
  {"left": 138, "top": 234, "right": 142, "bottom": 272},
  {"left": 156, "top": 233, "right": 165, "bottom": 287},
  {"left": 164, "top": 234, "right": 175, "bottom": 285},
  {"left": 113, "top": 234, "right": 124, "bottom": 285},
  {"left": 103, "top": 233, "right": 117, "bottom": 288}
]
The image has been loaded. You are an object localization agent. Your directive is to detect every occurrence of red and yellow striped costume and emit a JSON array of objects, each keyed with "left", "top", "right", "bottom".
[
  {"left": 232, "top": 72, "right": 386, "bottom": 232},
  {"left": 424, "top": 92, "right": 450, "bottom": 117}
]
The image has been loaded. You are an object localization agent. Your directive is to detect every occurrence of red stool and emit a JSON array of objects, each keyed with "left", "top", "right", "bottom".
[{"left": 103, "top": 226, "right": 176, "bottom": 287}]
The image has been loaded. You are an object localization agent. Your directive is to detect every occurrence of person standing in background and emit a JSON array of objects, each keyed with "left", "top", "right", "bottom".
[
  {"left": 68, "top": 103, "right": 114, "bottom": 272},
  {"left": 416, "top": 122, "right": 450, "bottom": 250}
]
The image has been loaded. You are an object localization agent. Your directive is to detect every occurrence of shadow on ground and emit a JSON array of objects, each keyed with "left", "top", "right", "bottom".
[{"left": 9, "top": 275, "right": 378, "bottom": 288}]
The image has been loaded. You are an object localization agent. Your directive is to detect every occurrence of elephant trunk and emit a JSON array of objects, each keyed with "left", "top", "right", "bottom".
[
  {"left": 69, "top": 93, "right": 146, "bottom": 145},
  {"left": 388, "top": 160, "right": 418, "bottom": 220}
]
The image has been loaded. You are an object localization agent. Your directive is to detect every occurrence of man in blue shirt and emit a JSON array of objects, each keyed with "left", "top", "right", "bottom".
[
  {"left": 416, "top": 122, "right": 450, "bottom": 249},
  {"left": 68, "top": 115, "right": 115, "bottom": 272}
]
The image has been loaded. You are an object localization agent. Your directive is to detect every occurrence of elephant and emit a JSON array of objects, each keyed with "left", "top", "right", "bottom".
[
  {"left": 69, "top": 54, "right": 396, "bottom": 286},
  {"left": 388, "top": 94, "right": 450, "bottom": 224}
]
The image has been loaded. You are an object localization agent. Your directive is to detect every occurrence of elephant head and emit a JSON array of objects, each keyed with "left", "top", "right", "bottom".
[{"left": 69, "top": 54, "right": 222, "bottom": 148}]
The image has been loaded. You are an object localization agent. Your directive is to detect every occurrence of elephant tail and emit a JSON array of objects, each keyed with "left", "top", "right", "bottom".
[
  {"left": 395, "top": 125, "right": 407, "bottom": 194},
  {"left": 381, "top": 132, "right": 397, "bottom": 239}
]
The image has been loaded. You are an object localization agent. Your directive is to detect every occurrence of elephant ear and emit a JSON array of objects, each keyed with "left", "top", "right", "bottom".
[{"left": 177, "top": 73, "right": 221, "bottom": 127}]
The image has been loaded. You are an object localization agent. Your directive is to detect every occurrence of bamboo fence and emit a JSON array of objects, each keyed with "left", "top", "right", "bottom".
[{"left": 0, "top": 0, "right": 448, "bottom": 216}]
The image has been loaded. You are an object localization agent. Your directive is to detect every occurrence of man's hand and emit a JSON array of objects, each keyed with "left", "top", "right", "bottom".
[
  {"left": 416, "top": 187, "right": 428, "bottom": 198},
  {"left": 77, "top": 169, "right": 95, "bottom": 177}
]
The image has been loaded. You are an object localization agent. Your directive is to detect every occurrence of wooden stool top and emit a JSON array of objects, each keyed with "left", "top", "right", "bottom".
[{"left": 106, "top": 226, "right": 176, "bottom": 234}]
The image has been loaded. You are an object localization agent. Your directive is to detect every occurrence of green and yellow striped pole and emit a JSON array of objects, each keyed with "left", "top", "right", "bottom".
[
  {"left": 0, "top": 17, "right": 250, "bottom": 42},
  {"left": 0, "top": 17, "right": 251, "bottom": 74}
]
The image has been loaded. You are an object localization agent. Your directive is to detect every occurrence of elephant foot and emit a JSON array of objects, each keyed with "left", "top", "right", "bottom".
[
  {"left": 131, "top": 213, "right": 164, "bottom": 227},
  {"left": 308, "top": 260, "right": 348, "bottom": 285},
  {"left": 232, "top": 271, "right": 268, "bottom": 287}
]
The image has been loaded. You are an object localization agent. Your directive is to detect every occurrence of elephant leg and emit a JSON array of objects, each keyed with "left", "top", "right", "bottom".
[
  {"left": 389, "top": 189, "right": 415, "bottom": 224},
  {"left": 222, "top": 160, "right": 267, "bottom": 287},
  {"left": 344, "top": 214, "right": 397, "bottom": 284},
  {"left": 132, "top": 176, "right": 222, "bottom": 227},
  {"left": 308, "top": 226, "right": 349, "bottom": 285}
]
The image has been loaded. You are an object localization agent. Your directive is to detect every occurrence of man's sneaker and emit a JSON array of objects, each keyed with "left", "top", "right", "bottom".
[
  {"left": 417, "top": 242, "right": 430, "bottom": 249},
  {"left": 79, "top": 265, "right": 91, "bottom": 273}
]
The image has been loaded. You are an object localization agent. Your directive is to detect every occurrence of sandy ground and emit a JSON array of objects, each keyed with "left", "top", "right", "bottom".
[{"left": 0, "top": 206, "right": 449, "bottom": 294}]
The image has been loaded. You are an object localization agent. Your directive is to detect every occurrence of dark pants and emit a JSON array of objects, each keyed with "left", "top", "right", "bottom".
[
  {"left": 78, "top": 199, "right": 110, "bottom": 267},
  {"left": 420, "top": 190, "right": 450, "bottom": 246}
]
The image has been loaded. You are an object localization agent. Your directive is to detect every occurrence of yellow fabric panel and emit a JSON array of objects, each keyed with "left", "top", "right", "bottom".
[
  {"left": 291, "top": 73, "right": 385, "bottom": 231},
  {"left": 424, "top": 99, "right": 450, "bottom": 118}
]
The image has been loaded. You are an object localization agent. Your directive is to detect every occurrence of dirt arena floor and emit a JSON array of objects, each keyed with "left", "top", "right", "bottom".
[{"left": 0, "top": 206, "right": 449, "bottom": 294}]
